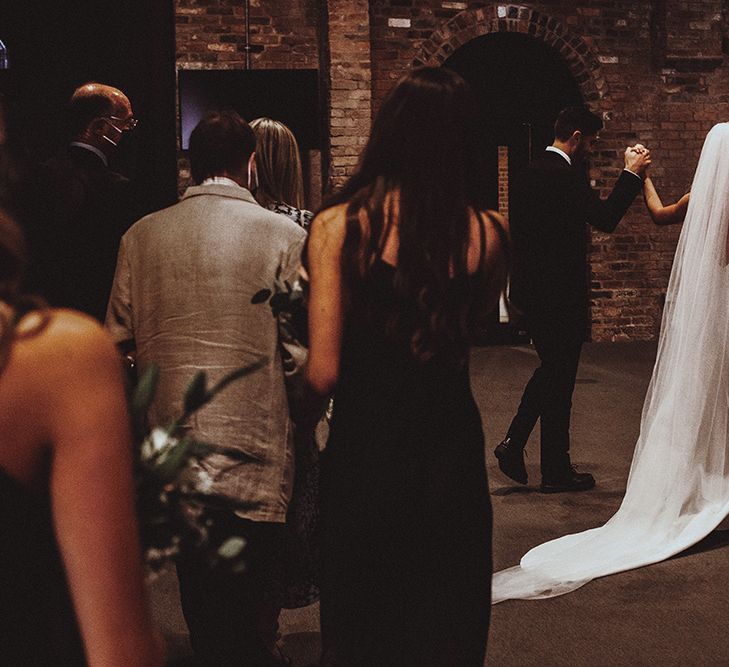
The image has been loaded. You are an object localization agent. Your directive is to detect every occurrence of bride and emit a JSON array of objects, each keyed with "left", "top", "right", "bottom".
[{"left": 493, "top": 122, "right": 729, "bottom": 603}]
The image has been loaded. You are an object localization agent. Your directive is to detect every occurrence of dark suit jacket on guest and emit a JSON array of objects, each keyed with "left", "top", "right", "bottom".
[
  {"left": 23, "top": 145, "right": 136, "bottom": 321},
  {"left": 509, "top": 150, "right": 642, "bottom": 323}
]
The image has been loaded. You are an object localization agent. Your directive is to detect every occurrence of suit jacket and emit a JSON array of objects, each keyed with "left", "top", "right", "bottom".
[
  {"left": 23, "top": 145, "right": 135, "bottom": 321},
  {"left": 106, "top": 183, "right": 307, "bottom": 522},
  {"left": 509, "top": 150, "right": 642, "bottom": 320}
]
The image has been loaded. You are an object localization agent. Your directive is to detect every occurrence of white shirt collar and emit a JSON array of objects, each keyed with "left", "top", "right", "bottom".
[
  {"left": 546, "top": 145, "right": 571, "bottom": 165},
  {"left": 201, "top": 176, "right": 243, "bottom": 188},
  {"left": 70, "top": 141, "right": 108, "bottom": 167}
]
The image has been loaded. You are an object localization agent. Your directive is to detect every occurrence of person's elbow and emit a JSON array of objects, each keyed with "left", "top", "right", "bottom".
[{"left": 305, "top": 364, "right": 338, "bottom": 396}]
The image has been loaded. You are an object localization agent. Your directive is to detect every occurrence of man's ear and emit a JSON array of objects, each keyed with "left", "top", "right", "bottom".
[
  {"left": 89, "top": 118, "right": 107, "bottom": 136},
  {"left": 571, "top": 130, "right": 582, "bottom": 145}
]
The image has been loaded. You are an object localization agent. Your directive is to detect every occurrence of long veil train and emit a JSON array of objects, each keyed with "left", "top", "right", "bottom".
[{"left": 492, "top": 123, "right": 729, "bottom": 603}]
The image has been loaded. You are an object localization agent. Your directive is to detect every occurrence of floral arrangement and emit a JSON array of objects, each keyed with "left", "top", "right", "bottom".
[{"left": 131, "top": 360, "right": 264, "bottom": 575}]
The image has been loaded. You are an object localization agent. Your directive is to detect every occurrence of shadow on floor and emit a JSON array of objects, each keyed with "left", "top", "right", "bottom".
[{"left": 671, "top": 529, "right": 729, "bottom": 561}]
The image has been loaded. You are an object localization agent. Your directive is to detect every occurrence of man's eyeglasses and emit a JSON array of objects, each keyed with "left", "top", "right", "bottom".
[{"left": 103, "top": 115, "right": 139, "bottom": 132}]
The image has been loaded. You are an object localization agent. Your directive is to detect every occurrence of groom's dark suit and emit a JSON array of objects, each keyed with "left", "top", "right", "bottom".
[{"left": 507, "top": 149, "right": 642, "bottom": 482}]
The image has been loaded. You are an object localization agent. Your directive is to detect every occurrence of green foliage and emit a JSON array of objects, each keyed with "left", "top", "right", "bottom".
[
  {"left": 133, "top": 359, "right": 266, "bottom": 575},
  {"left": 183, "top": 371, "right": 208, "bottom": 415}
]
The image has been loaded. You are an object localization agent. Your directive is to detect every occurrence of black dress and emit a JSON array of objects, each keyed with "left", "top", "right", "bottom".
[
  {"left": 320, "top": 260, "right": 493, "bottom": 667},
  {"left": 0, "top": 468, "right": 86, "bottom": 665}
]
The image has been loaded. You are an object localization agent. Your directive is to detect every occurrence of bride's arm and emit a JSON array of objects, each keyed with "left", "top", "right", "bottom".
[
  {"left": 643, "top": 177, "right": 689, "bottom": 225},
  {"left": 45, "top": 313, "right": 164, "bottom": 666}
]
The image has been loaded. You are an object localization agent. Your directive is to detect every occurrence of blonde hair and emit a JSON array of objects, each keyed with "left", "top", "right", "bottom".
[{"left": 250, "top": 117, "right": 305, "bottom": 210}]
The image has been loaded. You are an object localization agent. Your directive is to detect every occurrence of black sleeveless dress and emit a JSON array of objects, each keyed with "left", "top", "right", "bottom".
[
  {"left": 0, "top": 468, "right": 86, "bottom": 665},
  {"left": 319, "top": 259, "right": 493, "bottom": 666}
]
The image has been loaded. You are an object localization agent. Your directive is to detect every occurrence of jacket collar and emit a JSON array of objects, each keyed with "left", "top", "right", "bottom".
[{"left": 181, "top": 183, "right": 259, "bottom": 205}]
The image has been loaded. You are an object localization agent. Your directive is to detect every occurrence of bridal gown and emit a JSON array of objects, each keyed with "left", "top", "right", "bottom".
[{"left": 493, "top": 122, "right": 729, "bottom": 603}]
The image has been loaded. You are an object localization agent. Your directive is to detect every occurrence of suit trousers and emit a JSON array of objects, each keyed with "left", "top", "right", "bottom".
[
  {"left": 506, "top": 311, "right": 586, "bottom": 480},
  {"left": 177, "top": 509, "right": 285, "bottom": 666}
]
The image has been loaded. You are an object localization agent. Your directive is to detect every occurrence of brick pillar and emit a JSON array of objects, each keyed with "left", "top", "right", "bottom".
[
  {"left": 497, "top": 146, "right": 509, "bottom": 220},
  {"left": 324, "top": 0, "right": 372, "bottom": 190},
  {"left": 497, "top": 146, "right": 510, "bottom": 323}
]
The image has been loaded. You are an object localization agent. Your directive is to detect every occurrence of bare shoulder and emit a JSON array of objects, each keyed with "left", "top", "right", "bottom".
[
  {"left": 311, "top": 204, "right": 348, "bottom": 236},
  {"left": 480, "top": 209, "right": 508, "bottom": 232},
  {"left": 309, "top": 204, "right": 348, "bottom": 255},
  {"left": 467, "top": 209, "right": 508, "bottom": 267},
  {"left": 16, "top": 309, "right": 119, "bottom": 376}
]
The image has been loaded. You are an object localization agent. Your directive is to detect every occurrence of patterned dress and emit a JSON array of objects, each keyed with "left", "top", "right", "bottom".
[{"left": 267, "top": 200, "right": 319, "bottom": 609}]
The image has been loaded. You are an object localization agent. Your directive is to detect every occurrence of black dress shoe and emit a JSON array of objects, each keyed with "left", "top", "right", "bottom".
[
  {"left": 540, "top": 466, "right": 595, "bottom": 493},
  {"left": 494, "top": 437, "right": 528, "bottom": 485}
]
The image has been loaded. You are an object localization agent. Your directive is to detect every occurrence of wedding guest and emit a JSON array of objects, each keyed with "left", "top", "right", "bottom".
[
  {"left": 22, "top": 82, "right": 139, "bottom": 321},
  {"left": 106, "top": 110, "right": 306, "bottom": 666},
  {"left": 250, "top": 116, "right": 313, "bottom": 229},
  {"left": 495, "top": 106, "right": 651, "bottom": 492},
  {"left": 306, "top": 66, "right": 508, "bottom": 666},
  {"left": 0, "top": 209, "right": 163, "bottom": 665},
  {"left": 251, "top": 116, "right": 319, "bottom": 658}
]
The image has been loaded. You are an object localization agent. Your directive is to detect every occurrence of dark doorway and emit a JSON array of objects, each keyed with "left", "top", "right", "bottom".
[
  {"left": 445, "top": 32, "right": 583, "bottom": 344},
  {"left": 0, "top": 0, "right": 178, "bottom": 213}
]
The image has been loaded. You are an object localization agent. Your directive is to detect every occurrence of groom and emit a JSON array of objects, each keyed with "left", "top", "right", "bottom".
[{"left": 495, "top": 106, "right": 651, "bottom": 493}]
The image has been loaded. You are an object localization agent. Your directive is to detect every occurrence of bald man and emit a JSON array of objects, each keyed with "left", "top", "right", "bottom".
[{"left": 24, "top": 82, "right": 140, "bottom": 321}]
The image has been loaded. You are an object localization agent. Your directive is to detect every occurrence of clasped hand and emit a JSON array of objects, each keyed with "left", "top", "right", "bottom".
[{"left": 624, "top": 143, "right": 651, "bottom": 177}]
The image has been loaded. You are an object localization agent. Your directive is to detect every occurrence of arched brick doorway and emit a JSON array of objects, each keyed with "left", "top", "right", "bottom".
[
  {"left": 413, "top": 5, "right": 606, "bottom": 103},
  {"left": 414, "top": 6, "right": 607, "bottom": 343}
]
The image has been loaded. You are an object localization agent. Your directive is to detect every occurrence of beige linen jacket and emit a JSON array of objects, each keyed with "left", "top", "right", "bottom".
[{"left": 106, "top": 183, "right": 307, "bottom": 523}]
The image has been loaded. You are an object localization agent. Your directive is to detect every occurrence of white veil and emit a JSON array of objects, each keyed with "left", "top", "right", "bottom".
[{"left": 492, "top": 122, "right": 729, "bottom": 603}]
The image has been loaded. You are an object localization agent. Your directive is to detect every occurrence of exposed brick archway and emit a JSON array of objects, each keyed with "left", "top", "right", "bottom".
[{"left": 412, "top": 4, "right": 606, "bottom": 104}]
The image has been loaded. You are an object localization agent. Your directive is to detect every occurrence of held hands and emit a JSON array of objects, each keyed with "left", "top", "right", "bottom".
[{"left": 624, "top": 143, "right": 651, "bottom": 177}]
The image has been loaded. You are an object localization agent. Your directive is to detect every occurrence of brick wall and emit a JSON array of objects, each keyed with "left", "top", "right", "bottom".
[
  {"left": 174, "top": 0, "right": 320, "bottom": 195},
  {"left": 175, "top": 0, "right": 729, "bottom": 341},
  {"left": 366, "top": 0, "right": 729, "bottom": 341}
]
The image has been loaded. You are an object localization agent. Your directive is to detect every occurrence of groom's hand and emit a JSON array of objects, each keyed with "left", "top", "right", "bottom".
[{"left": 624, "top": 144, "right": 651, "bottom": 177}]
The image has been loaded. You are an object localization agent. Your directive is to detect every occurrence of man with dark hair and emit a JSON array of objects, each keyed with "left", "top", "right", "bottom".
[
  {"left": 23, "top": 82, "right": 139, "bottom": 321},
  {"left": 106, "top": 110, "right": 305, "bottom": 665},
  {"left": 495, "top": 106, "right": 651, "bottom": 493}
]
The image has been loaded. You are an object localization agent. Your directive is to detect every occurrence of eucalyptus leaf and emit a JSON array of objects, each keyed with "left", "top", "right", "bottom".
[
  {"left": 132, "top": 364, "right": 159, "bottom": 420},
  {"left": 183, "top": 371, "right": 208, "bottom": 414},
  {"left": 153, "top": 438, "right": 193, "bottom": 483},
  {"left": 208, "top": 359, "right": 267, "bottom": 398},
  {"left": 251, "top": 288, "right": 272, "bottom": 304},
  {"left": 186, "top": 440, "right": 214, "bottom": 458},
  {"left": 269, "top": 293, "right": 289, "bottom": 311}
]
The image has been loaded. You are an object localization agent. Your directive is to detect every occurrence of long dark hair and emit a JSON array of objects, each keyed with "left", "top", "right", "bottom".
[
  {"left": 323, "top": 66, "right": 490, "bottom": 361},
  {"left": 0, "top": 209, "right": 48, "bottom": 373}
]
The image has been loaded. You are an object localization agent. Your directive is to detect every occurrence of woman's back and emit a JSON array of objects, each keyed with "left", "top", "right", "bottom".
[
  {"left": 306, "top": 66, "right": 509, "bottom": 667},
  {"left": 315, "top": 204, "right": 506, "bottom": 666},
  {"left": 0, "top": 307, "right": 163, "bottom": 666}
]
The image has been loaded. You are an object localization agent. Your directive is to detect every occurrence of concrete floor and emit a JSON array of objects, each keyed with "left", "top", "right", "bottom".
[{"left": 151, "top": 341, "right": 729, "bottom": 666}]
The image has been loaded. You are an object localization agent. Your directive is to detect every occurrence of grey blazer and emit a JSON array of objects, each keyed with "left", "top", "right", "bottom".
[{"left": 106, "top": 183, "right": 307, "bottom": 522}]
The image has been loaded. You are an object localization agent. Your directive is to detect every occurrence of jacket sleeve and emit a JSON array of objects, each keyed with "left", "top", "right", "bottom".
[
  {"left": 576, "top": 169, "right": 643, "bottom": 233},
  {"left": 104, "top": 234, "right": 135, "bottom": 350}
]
